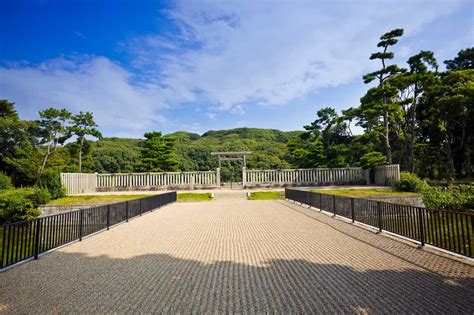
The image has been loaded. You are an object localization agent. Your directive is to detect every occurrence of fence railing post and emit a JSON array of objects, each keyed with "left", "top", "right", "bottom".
[
  {"left": 139, "top": 199, "right": 142, "bottom": 216},
  {"left": 107, "top": 205, "right": 110, "bottom": 230},
  {"left": 0, "top": 225, "right": 5, "bottom": 268},
  {"left": 79, "top": 209, "right": 84, "bottom": 241},
  {"left": 333, "top": 195, "right": 336, "bottom": 217},
  {"left": 319, "top": 193, "right": 322, "bottom": 211},
  {"left": 34, "top": 220, "right": 42, "bottom": 259},
  {"left": 351, "top": 198, "right": 355, "bottom": 223},
  {"left": 377, "top": 202, "right": 382, "bottom": 232},
  {"left": 125, "top": 201, "right": 129, "bottom": 222},
  {"left": 418, "top": 207, "right": 425, "bottom": 246}
]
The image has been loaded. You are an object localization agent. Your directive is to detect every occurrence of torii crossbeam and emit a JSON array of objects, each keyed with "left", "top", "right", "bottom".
[{"left": 210, "top": 151, "right": 252, "bottom": 168}]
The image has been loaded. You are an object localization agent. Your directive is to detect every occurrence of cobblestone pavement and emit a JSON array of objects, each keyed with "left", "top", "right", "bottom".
[{"left": 1, "top": 196, "right": 473, "bottom": 313}]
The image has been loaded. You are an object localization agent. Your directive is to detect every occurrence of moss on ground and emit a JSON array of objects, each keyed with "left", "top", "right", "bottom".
[
  {"left": 177, "top": 193, "right": 213, "bottom": 202},
  {"left": 312, "top": 188, "right": 417, "bottom": 198},
  {"left": 248, "top": 191, "right": 284, "bottom": 200}
]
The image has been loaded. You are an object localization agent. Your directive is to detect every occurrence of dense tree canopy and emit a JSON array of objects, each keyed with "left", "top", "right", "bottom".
[
  {"left": 287, "top": 30, "right": 472, "bottom": 179},
  {"left": 138, "top": 132, "right": 179, "bottom": 172}
]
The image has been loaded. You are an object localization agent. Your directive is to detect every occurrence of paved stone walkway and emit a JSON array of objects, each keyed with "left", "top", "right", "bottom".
[{"left": 1, "top": 197, "right": 473, "bottom": 313}]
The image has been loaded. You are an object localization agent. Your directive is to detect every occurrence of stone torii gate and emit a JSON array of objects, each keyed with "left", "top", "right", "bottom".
[{"left": 211, "top": 151, "right": 252, "bottom": 188}]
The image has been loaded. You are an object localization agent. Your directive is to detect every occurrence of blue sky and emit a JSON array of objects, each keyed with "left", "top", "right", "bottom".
[{"left": 1, "top": 0, "right": 473, "bottom": 138}]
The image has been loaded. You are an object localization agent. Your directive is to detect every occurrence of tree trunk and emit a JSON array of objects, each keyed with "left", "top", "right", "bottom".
[
  {"left": 445, "top": 132, "right": 455, "bottom": 178},
  {"left": 384, "top": 112, "right": 392, "bottom": 164},
  {"left": 466, "top": 140, "right": 472, "bottom": 178},
  {"left": 79, "top": 137, "right": 84, "bottom": 172},
  {"left": 410, "top": 130, "right": 416, "bottom": 173},
  {"left": 36, "top": 142, "right": 53, "bottom": 184}
]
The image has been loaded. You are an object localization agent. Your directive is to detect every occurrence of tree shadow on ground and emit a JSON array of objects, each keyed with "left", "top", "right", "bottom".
[{"left": 1, "top": 251, "right": 473, "bottom": 313}]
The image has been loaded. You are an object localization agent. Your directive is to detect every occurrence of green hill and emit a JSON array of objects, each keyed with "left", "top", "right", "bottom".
[{"left": 91, "top": 128, "right": 303, "bottom": 174}]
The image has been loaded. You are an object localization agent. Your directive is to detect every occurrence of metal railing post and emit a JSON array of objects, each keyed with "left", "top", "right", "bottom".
[
  {"left": 107, "top": 205, "right": 110, "bottom": 230},
  {"left": 34, "top": 220, "right": 42, "bottom": 260},
  {"left": 418, "top": 207, "right": 425, "bottom": 246},
  {"left": 351, "top": 198, "right": 355, "bottom": 223},
  {"left": 319, "top": 193, "right": 322, "bottom": 211},
  {"left": 0, "top": 227, "right": 4, "bottom": 268},
  {"left": 377, "top": 202, "right": 382, "bottom": 232},
  {"left": 139, "top": 199, "right": 143, "bottom": 216},
  {"left": 125, "top": 201, "right": 129, "bottom": 222},
  {"left": 79, "top": 209, "right": 84, "bottom": 241},
  {"left": 333, "top": 195, "right": 336, "bottom": 217}
]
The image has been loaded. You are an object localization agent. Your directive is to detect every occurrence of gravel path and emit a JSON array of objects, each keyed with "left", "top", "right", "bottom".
[{"left": 1, "top": 196, "right": 473, "bottom": 313}]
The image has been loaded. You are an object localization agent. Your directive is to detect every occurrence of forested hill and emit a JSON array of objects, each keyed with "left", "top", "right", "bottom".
[{"left": 91, "top": 128, "right": 303, "bottom": 173}]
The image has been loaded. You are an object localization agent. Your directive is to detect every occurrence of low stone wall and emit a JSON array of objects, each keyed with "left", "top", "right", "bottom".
[
  {"left": 95, "top": 184, "right": 217, "bottom": 192},
  {"left": 39, "top": 204, "right": 97, "bottom": 216},
  {"left": 244, "top": 180, "right": 366, "bottom": 189},
  {"left": 364, "top": 195, "right": 424, "bottom": 207}
]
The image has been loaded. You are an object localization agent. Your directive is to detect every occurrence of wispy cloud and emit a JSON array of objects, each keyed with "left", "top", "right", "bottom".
[
  {"left": 74, "top": 31, "right": 86, "bottom": 39},
  {"left": 129, "top": 0, "right": 462, "bottom": 111},
  {"left": 0, "top": 56, "right": 169, "bottom": 137},
  {"left": 0, "top": 0, "right": 466, "bottom": 137}
]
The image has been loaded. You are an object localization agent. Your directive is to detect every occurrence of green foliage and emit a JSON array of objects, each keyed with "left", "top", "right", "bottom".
[
  {"left": 353, "top": 29, "right": 405, "bottom": 164},
  {"left": 288, "top": 107, "right": 354, "bottom": 168},
  {"left": 31, "top": 187, "right": 51, "bottom": 205},
  {"left": 177, "top": 193, "right": 213, "bottom": 202},
  {"left": 92, "top": 138, "right": 141, "bottom": 173},
  {"left": 138, "top": 132, "right": 179, "bottom": 172},
  {"left": 48, "top": 194, "right": 151, "bottom": 205},
  {"left": 0, "top": 172, "right": 13, "bottom": 190},
  {"left": 287, "top": 136, "right": 325, "bottom": 168},
  {"left": 313, "top": 188, "right": 415, "bottom": 198},
  {"left": 69, "top": 111, "right": 102, "bottom": 172},
  {"left": 394, "top": 172, "right": 429, "bottom": 193},
  {"left": 37, "top": 169, "right": 65, "bottom": 199},
  {"left": 444, "top": 48, "right": 474, "bottom": 71},
  {"left": 248, "top": 191, "right": 284, "bottom": 200},
  {"left": 359, "top": 152, "right": 387, "bottom": 169},
  {"left": 0, "top": 189, "right": 42, "bottom": 224},
  {"left": 36, "top": 107, "right": 72, "bottom": 179},
  {"left": 0, "top": 99, "right": 41, "bottom": 186},
  {"left": 174, "top": 128, "right": 298, "bottom": 180},
  {"left": 420, "top": 185, "right": 474, "bottom": 211}
]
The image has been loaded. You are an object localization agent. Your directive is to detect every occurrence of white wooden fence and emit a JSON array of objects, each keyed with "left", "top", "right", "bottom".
[
  {"left": 61, "top": 165, "right": 400, "bottom": 195},
  {"left": 97, "top": 171, "right": 218, "bottom": 189},
  {"left": 60, "top": 173, "right": 97, "bottom": 195},
  {"left": 61, "top": 170, "right": 219, "bottom": 195},
  {"left": 244, "top": 167, "right": 365, "bottom": 186},
  {"left": 374, "top": 164, "right": 400, "bottom": 185}
]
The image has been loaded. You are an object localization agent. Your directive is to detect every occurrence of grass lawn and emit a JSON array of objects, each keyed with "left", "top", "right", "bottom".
[
  {"left": 177, "top": 193, "right": 213, "bottom": 202},
  {"left": 48, "top": 194, "right": 152, "bottom": 205},
  {"left": 312, "top": 188, "right": 417, "bottom": 198},
  {"left": 248, "top": 191, "right": 284, "bottom": 200}
]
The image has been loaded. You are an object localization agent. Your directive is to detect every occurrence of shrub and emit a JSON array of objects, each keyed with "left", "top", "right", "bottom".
[
  {"left": 359, "top": 151, "right": 387, "bottom": 169},
  {"left": 420, "top": 185, "right": 474, "bottom": 211},
  {"left": 0, "top": 189, "right": 42, "bottom": 224},
  {"left": 394, "top": 172, "right": 429, "bottom": 193},
  {"left": 0, "top": 172, "right": 13, "bottom": 190},
  {"left": 31, "top": 187, "right": 51, "bottom": 205},
  {"left": 37, "top": 169, "right": 66, "bottom": 199}
]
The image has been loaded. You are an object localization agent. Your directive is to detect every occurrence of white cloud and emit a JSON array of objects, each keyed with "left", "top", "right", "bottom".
[
  {"left": 0, "top": 0, "right": 466, "bottom": 137},
  {"left": 130, "top": 0, "right": 462, "bottom": 111},
  {"left": 206, "top": 112, "right": 217, "bottom": 120},
  {"left": 0, "top": 56, "right": 171, "bottom": 137}
]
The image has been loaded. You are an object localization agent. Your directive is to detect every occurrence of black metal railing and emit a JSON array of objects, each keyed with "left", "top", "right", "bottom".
[
  {"left": 285, "top": 189, "right": 473, "bottom": 258},
  {"left": 0, "top": 191, "right": 177, "bottom": 270}
]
